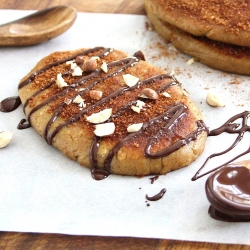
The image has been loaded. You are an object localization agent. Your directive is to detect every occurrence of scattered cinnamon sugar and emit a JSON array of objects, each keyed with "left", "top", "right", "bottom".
[
  {"left": 145, "top": 21, "right": 152, "bottom": 31},
  {"left": 229, "top": 76, "right": 243, "bottom": 85}
]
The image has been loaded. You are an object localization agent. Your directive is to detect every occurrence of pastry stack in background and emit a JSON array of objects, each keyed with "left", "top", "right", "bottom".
[{"left": 145, "top": 0, "right": 250, "bottom": 75}]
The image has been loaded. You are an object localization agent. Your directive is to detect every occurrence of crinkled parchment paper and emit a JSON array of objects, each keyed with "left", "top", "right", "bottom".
[{"left": 0, "top": 10, "right": 250, "bottom": 245}]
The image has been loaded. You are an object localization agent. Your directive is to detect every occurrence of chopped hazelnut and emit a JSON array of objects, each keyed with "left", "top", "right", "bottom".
[
  {"left": 206, "top": 92, "right": 225, "bottom": 107},
  {"left": 72, "top": 66, "right": 83, "bottom": 76},
  {"left": 75, "top": 56, "right": 86, "bottom": 65},
  {"left": 187, "top": 58, "right": 195, "bottom": 65},
  {"left": 86, "top": 108, "right": 112, "bottom": 124},
  {"left": 0, "top": 131, "right": 13, "bottom": 148},
  {"left": 89, "top": 90, "right": 102, "bottom": 100},
  {"left": 136, "top": 100, "right": 145, "bottom": 109},
  {"left": 140, "top": 88, "right": 158, "bottom": 100},
  {"left": 82, "top": 58, "right": 98, "bottom": 72},
  {"left": 127, "top": 123, "right": 143, "bottom": 133},
  {"left": 131, "top": 105, "right": 141, "bottom": 113},
  {"left": 73, "top": 95, "right": 86, "bottom": 108},
  {"left": 64, "top": 97, "right": 72, "bottom": 105},
  {"left": 56, "top": 73, "right": 68, "bottom": 88},
  {"left": 94, "top": 122, "right": 115, "bottom": 137},
  {"left": 161, "top": 92, "right": 171, "bottom": 98},
  {"left": 123, "top": 74, "right": 139, "bottom": 87},
  {"left": 100, "top": 61, "right": 108, "bottom": 73}
]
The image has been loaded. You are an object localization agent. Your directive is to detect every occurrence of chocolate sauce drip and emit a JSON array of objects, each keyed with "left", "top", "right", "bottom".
[
  {"left": 90, "top": 136, "right": 101, "bottom": 169},
  {"left": 206, "top": 164, "right": 250, "bottom": 222},
  {"left": 149, "top": 176, "right": 159, "bottom": 184},
  {"left": 91, "top": 169, "right": 110, "bottom": 181},
  {"left": 146, "top": 188, "right": 167, "bottom": 201},
  {"left": 192, "top": 111, "right": 250, "bottom": 181},
  {"left": 0, "top": 96, "right": 21, "bottom": 112},
  {"left": 17, "top": 119, "right": 31, "bottom": 129}
]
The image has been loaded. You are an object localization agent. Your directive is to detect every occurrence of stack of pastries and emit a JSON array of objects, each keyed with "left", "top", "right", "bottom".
[{"left": 145, "top": 0, "right": 250, "bottom": 75}]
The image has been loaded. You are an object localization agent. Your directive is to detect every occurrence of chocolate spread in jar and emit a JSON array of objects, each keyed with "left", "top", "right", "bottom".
[{"left": 206, "top": 163, "right": 250, "bottom": 222}]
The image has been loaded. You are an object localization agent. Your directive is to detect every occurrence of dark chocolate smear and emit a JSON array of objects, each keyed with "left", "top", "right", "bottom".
[
  {"left": 146, "top": 188, "right": 167, "bottom": 201},
  {"left": 17, "top": 119, "right": 31, "bottom": 130},
  {"left": 0, "top": 96, "right": 21, "bottom": 112},
  {"left": 91, "top": 169, "right": 110, "bottom": 181},
  {"left": 206, "top": 164, "right": 250, "bottom": 222},
  {"left": 149, "top": 176, "right": 159, "bottom": 184}
]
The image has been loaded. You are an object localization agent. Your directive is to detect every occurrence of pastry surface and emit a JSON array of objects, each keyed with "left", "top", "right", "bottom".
[
  {"left": 18, "top": 47, "right": 207, "bottom": 178},
  {"left": 145, "top": 8, "right": 250, "bottom": 75},
  {"left": 145, "top": 0, "right": 250, "bottom": 47}
]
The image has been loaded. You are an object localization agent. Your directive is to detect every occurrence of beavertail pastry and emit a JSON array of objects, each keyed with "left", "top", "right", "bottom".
[{"left": 18, "top": 47, "right": 207, "bottom": 179}]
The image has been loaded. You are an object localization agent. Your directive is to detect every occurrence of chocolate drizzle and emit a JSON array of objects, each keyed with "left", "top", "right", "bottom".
[
  {"left": 192, "top": 111, "right": 250, "bottom": 181},
  {"left": 18, "top": 47, "right": 111, "bottom": 90},
  {"left": 146, "top": 188, "right": 167, "bottom": 201},
  {"left": 206, "top": 164, "right": 250, "bottom": 222}
]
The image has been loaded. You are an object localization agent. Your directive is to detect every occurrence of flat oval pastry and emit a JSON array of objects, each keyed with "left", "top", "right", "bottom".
[{"left": 18, "top": 47, "right": 207, "bottom": 179}]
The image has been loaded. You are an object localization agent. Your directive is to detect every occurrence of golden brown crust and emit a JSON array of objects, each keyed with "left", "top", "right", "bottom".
[
  {"left": 18, "top": 47, "right": 207, "bottom": 177},
  {"left": 145, "top": 0, "right": 250, "bottom": 47},
  {"left": 145, "top": 7, "right": 250, "bottom": 75}
]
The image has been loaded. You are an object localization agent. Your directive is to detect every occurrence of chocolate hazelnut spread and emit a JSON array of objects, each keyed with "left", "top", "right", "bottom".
[
  {"left": 206, "top": 164, "right": 250, "bottom": 222},
  {"left": 192, "top": 111, "right": 250, "bottom": 221}
]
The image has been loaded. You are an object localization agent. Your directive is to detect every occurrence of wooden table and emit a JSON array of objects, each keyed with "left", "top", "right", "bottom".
[{"left": 0, "top": 0, "right": 248, "bottom": 249}]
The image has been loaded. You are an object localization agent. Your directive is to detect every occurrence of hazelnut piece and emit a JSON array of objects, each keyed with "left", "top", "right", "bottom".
[
  {"left": 90, "top": 90, "right": 102, "bottom": 100},
  {"left": 94, "top": 122, "right": 115, "bottom": 137},
  {"left": 206, "top": 92, "right": 225, "bottom": 107},
  {"left": 0, "top": 131, "right": 13, "bottom": 148},
  {"left": 86, "top": 108, "right": 112, "bottom": 124},
  {"left": 75, "top": 56, "right": 86, "bottom": 66},
  {"left": 82, "top": 58, "right": 98, "bottom": 72},
  {"left": 140, "top": 88, "right": 158, "bottom": 100}
]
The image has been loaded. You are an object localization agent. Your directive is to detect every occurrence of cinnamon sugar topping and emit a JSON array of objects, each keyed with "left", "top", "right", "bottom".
[{"left": 157, "top": 0, "right": 250, "bottom": 34}]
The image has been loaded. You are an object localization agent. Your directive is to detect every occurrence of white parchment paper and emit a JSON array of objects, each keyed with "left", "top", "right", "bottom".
[{"left": 0, "top": 10, "right": 250, "bottom": 245}]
